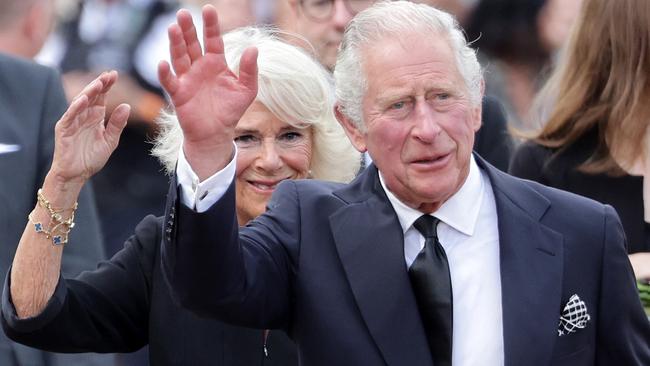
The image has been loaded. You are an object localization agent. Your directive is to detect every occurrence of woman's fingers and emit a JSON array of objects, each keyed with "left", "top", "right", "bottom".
[
  {"left": 92, "top": 70, "right": 118, "bottom": 107},
  {"left": 58, "top": 71, "right": 122, "bottom": 133},
  {"left": 71, "top": 76, "right": 103, "bottom": 106},
  {"left": 58, "top": 94, "right": 89, "bottom": 130},
  {"left": 105, "top": 103, "right": 131, "bottom": 147}
]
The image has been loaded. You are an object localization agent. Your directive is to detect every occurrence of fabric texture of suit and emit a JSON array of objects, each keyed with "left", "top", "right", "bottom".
[
  {"left": 509, "top": 129, "right": 650, "bottom": 253},
  {"left": 162, "top": 155, "right": 650, "bottom": 366},
  {"left": 0, "top": 53, "right": 113, "bottom": 366},
  {"left": 1, "top": 212, "right": 298, "bottom": 366}
]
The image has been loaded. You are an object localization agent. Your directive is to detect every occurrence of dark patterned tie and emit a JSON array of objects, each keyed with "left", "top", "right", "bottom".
[{"left": 409, "top": 215, "right": 453, "bottom": 366}]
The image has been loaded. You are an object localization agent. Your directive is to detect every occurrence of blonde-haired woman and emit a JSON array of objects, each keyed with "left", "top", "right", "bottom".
[{"left": 2, "top": 8, "right": 360, "bottom": 365}]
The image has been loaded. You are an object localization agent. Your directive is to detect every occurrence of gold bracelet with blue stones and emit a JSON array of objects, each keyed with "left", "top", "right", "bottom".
[{"left": 27, "top": 188, "right": 78, "bottom": 246}]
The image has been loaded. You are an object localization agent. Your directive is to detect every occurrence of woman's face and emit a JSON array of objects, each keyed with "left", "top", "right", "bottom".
[{"left": 234, "top": 101, "right": 313, "bottom": 225}]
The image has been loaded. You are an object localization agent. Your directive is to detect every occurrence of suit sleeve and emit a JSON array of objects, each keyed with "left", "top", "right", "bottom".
[
  {"left": 595, "top": 205, "right": 650, "bottom": 364},
  {"left": 38, "top": 67, "right": 106, "bottom": 276},
  {"left": 162, "top": 177, "right": 297, "bottom": 329},
  {"left": 1, "top": 215, "right": 160, "bottom": 353}
]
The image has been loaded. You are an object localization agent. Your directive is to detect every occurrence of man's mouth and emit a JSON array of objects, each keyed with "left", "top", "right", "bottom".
[{"left": 412, "top": 153, "right": 451, "bottom": 167}]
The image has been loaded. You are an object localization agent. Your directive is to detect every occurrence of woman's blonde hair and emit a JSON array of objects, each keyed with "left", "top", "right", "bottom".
[
  {"left": 152, "top": 26, "right": 360, "bottom": 182},
  {"left": 530, "top": 0, "right": 650, "bottom": 174}
]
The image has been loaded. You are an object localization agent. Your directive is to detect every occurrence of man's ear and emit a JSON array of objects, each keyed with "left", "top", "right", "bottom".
[
  {"left": 471, "top": 79, "right": 485, "bottom": 132},
  {"left": 334, "top": 104, "right": 367, "bottom": 153}
]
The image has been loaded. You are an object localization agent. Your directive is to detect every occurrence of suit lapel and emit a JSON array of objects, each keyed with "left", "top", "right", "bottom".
[
  {"left": 481, "top": 159, "right": 564, "bottom": 366},
  {"left": 330, "top": 159, "right": 566, "bottom": 366},
  {"left": 330, "top": 166, "right": 433, "bottom": 366}
]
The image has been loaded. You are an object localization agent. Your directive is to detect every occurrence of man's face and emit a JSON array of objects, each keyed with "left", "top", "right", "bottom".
[
  {"left": 344, "top": 34, "right": 481, "bottom": 213},
  {"left": 293, "top": 0, "right": 373, "bottom": 69}
]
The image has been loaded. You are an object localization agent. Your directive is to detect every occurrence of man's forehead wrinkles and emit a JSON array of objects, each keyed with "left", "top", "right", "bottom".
[{"left": 372, "top": 69, "right": 456, "bottom": 94}]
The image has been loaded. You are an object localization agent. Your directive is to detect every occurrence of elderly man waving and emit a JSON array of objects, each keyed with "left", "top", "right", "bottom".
[{"left": 162, "top": 2, "right": 650, "bottom": 365}]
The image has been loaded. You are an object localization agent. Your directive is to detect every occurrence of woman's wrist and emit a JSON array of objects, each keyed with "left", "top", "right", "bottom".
[{"left": 41, "top": 172, "right": 85, "bottom": 209}]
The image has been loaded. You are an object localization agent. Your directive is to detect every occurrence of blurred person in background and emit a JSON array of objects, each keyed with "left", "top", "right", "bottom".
[
  {"left": 0, "top": 1, "right": 114, "bottom": 365},
  {"left": 412, "top": 0, "right": 479, "bottom": 25},
  {"left": 509, "top": 0, "right": 650, "bottom": 281},
  {"left": 281, "top": 0, "right": 372, "bottom": 70},
  {"left": 466, "top": 0, "right": 582, "bottom": 131},
  {"left": 0, "top": 0, "right": 56, "bottom": 58},
  {"left": 2, "top": 16, "right": 360, "bottom": 365}
]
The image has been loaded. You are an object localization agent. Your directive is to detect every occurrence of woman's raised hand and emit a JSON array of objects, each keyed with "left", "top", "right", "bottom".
[
  {"left": 158, "top": 5, "right": 258, "bottom": 177},
  {"left": 50, "top": 71, "right": 130, "bottom": 185}
]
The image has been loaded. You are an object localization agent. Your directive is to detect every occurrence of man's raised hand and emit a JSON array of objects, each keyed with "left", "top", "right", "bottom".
[{"left": 158, "top": 5, "right": 258, "bottom": 178}]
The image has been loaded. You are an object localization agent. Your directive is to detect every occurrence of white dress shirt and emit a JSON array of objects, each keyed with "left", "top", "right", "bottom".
[
  {"left": 380, "top": 156, "right": 504, "bottom": 366},
  {"left": 176, "top": 143, "right": 237, "bottom": 213},
  {"left": 177, "top": 151, "right": 505, "bottom": 366}
]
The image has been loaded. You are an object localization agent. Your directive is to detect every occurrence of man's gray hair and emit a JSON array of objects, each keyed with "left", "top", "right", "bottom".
[
  {"left": 153, "top": 26, "right": 360, "bottom": 183},
  {"left": 334, "top": 0, "right": 483, "bottom": 128}
]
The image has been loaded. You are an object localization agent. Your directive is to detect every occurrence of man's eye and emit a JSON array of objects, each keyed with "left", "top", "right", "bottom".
[
  {"left": 437, "top": 93, "right": 450, "bottom": 100},
  {"left": 391, "top": 101, "right": 406, "bottom": 109},
  {"left": 307, "top": 0, "right": 331, "bottom": 7}
]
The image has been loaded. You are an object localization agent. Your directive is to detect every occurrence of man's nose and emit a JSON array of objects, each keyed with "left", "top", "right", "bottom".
[
  {"left": 412, "top": 103, "right": 442, "bottom": 143},
  {"left": 332, "top": 0, "right": 354, "bottom": 30}
]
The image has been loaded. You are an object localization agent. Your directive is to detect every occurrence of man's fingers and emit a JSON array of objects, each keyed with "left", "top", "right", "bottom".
[
  {"left": 177, "top": 9, "right": 203, "bottom": 62},
  {"left": 158, "top": 60, "right": 179, "bottom": 96},
  {"left": 239, "top": 47, "right": 259, "bottom": 95},
  {"left": 202, "top": 5, "right": 224, "bottom": 55},
  {"left": 105, "top": 103, "right": 131, "bottom": 147},
  {"left": 168, "top": 24, "right": 191, "bottom": 75}
]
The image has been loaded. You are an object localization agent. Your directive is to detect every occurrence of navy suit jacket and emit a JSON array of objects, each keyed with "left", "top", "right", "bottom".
[
  {"left": 0, "top": 53, "right": 112, "bottom": 366},
  {"left": 2, "top": 215, "right": 297, "bottom": 366},
  {"left": 162, "top": 156, "right": 650, "bottom": 366}
]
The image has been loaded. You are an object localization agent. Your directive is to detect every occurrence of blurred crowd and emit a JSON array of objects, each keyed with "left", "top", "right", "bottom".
[{"left": 1, "top": 0, "right": 648, "bottom": 365}]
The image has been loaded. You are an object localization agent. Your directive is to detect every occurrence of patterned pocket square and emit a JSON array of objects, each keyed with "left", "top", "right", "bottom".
[{"left": 558, "top": 294, "right": 590, "bottom": 336}]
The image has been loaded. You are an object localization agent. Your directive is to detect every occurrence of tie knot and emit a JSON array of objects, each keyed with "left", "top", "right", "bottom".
[{"left": 413, "top": 215, "right": 440, "bottom": 239}]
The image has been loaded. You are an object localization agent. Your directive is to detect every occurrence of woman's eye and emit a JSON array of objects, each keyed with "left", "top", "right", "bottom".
[{"left": 279, "top": 132, "right": 303, "bottom": 143}]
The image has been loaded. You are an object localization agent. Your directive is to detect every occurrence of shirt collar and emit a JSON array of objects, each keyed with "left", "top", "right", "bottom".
[{"left": 379, "top": 155, "right": 484, "bottom": 236}]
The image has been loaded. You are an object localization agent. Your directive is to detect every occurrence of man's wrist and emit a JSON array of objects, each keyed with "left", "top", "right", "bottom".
[{"left": 183, "top": 141, "right": 235, "bottom": 182}]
